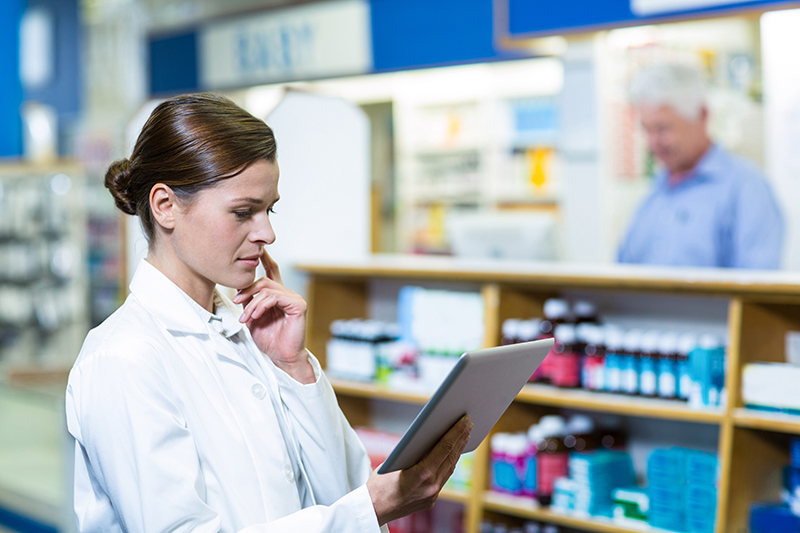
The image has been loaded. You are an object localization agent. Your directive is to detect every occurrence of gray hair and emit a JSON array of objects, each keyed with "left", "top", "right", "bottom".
[{"left": 629, "top": 64, "right": 707, "bottom": 120}]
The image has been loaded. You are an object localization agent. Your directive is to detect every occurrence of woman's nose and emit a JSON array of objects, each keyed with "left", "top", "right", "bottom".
[{"left": 253, "top": 213, "right": 276, "bottom": 245}]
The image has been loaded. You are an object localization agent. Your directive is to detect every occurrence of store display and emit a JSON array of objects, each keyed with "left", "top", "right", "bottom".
[
  {"left": 742, "top": 363, "right": 800, "bottom": 413},
  {"left": 748, "top": 438, "right": 800, "bottom": 531},
  {"left": 612, "top": 486, "right": 649, "bottom": 527},
  {"left": 501, "top": 298, "right": 726, "bottom": 409},
  {"left": 480, "top": 519, "right": 560, "bottom": 533},
  {"left": 0, "top": 168, "right": 88, "bottom": 371}
]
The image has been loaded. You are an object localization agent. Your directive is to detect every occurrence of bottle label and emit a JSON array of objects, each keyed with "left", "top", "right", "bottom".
[
  {"left": 623, "top": 368, "right": 638, "bottom": 394},
  {"left": 537, "top": 452, "right": 569, "bottom": 497},
  {"left": 659, "top": 371, "right": 676, "bottom": 398},
  {"left": 605, "top": 365, "right": 622, "bottom": 392},
  {"left": 550, "top": 351, "right": 580, "bottom": 387}
]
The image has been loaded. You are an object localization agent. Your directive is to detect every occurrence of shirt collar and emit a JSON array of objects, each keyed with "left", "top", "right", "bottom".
[
  {"left": 129, "top": 259, "right": 244, "bottom": 338},
  {"left": 657, "top": 143, "right": 724, "bottom": 190}
]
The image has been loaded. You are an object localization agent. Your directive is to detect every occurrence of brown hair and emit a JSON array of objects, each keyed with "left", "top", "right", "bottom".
[{"left": 105, "top": 93, "right": 277, "bottom": 243}]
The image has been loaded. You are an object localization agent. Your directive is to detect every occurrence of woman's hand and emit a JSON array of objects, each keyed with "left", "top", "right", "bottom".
[
  {"left": 366, "top": 415, "right": 474, "bottom": 525},
  {"left": 233, "top": 249, "right": 315, "bottom": 384}
]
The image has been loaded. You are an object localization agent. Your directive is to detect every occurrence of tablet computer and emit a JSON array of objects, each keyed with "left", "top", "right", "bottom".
[{"left": 377, "top": 338, "right": 554, "bottom": 474}]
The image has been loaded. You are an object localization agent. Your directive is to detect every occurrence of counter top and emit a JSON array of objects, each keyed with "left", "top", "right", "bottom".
[{"left": 295, "top": 254, "right": 800, "bottom": 297}]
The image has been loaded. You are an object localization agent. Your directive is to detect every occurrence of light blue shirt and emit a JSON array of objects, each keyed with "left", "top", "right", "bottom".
[{"left": 618, "top": 144, "right": 784, "bottom": 269}]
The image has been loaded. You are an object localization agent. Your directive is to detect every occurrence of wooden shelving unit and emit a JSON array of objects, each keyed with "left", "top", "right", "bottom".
[{"left": 299, "top": 256, "right": 800, "bottom": 533}]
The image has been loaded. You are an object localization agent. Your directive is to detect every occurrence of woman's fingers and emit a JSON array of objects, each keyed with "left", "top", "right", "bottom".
[
  {"left": 238, "top": 286, "right": 306, "bottom": 323},
  {"left": 233, "top": 276, "right": 282, "bottom": 306},
  {"left": 260, "top": 248, "right": 283, "bottom": 284},
  {"left": 416, "top": 415, "right": 472, "bottom": 476}
]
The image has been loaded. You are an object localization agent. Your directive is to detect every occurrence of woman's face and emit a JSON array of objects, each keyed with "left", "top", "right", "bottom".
[{"left": 172, "top": 159, "right": 279, "bottom": 291}]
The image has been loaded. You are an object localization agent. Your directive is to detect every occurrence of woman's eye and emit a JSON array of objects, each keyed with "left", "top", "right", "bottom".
[
  {"left": 267, "top": 208, "right": 276, "bottom": 215},
  {"left": 234, "top": 211, "right": 252, "bottom": 219}
]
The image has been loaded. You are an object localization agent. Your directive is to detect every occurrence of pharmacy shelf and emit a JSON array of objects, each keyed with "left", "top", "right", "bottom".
[
  {"left": 301, "top": 260, "right": 800, "bottom": 533},
  {"left": 439, "top": 487, "right": 471, "bottom": 505},
  {"left": 329, "top": 378, "right": 431, "bottom": 405},
  {"left": 517, "top": 384, "right": 724, "bottom": 424},
  {"left": 330, "top": 378, "right": 724, "bottom": 424},
  {"left": 482, "top": 491, "right": 648, "bottom": 533},
  {"left": 732, "top": 408, "right": 800, "bottom": 435}
]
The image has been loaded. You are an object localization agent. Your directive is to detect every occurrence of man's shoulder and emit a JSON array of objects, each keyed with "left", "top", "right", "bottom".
[{"left": 710, "top": 145, "right": 768, "bottom": 184}]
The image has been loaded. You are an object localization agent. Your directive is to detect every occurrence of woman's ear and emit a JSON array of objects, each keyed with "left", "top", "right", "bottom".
[{"left": 150, "top": 183, "right": 177, "bottom": 229}]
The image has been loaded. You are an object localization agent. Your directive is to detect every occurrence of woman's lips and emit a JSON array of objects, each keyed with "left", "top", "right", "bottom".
[{"left": 238, "top": 256, "right": 260, "bottom": 268}]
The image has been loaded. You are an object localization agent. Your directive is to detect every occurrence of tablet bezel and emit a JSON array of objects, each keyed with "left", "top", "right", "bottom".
[{"left": 376, "top": 338, "right": 554, "bottom": 474}]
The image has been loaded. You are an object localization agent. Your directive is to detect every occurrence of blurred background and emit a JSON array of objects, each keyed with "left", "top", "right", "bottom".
[{"left": 2, "top": 0, "right": 800, "bottom": 532}]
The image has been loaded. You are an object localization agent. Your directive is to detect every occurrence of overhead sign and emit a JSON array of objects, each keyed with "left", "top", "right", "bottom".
[
  {"left": 503, "top": 0, "right": 797, "bottom": 39},
  {"left": 199, "top": 0, "right": 372, "bottom": 90},
  {"left": 631, "top": 0, "right": 753, "bottom": 15}
]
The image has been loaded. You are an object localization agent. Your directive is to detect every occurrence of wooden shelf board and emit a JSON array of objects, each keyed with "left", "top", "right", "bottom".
[
  {"left": 732, "top": 408, "right": 800, "bottom": 434},
  {"left": 331, "top": 378, "right": 724, "bottom": 423},
  {"left": 439, "top": 486, "right": 471, "bottom": 504},
  {"left": 296, "top": 255, "right": 800, "bottom": 298},
  {"left": 330, "top": 378, "right": 431, "bottom": 405},
  {"left": 517, "top": 384, "right": 724, "bottom": 424},
  {"left": 482, "top": 492, "right": 660, "bottom": 533}
]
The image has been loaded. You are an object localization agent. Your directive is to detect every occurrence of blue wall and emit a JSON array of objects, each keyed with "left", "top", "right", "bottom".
[
  {"left": 25, "top": 0, "right": 82, "bottom": 155},
  {"left": 370, "top": 0, "right": 520, "bottom": 71},
  {"left": 507, "top": 0, "right": 798, "bottom": 37},
  {"left": 0, "top": 0, "right": 24, "bottom": 157}
]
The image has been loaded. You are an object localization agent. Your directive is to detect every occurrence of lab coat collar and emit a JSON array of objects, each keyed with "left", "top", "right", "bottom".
[{"left": 129, "top": 259, "right": 226, "bottom": 336}]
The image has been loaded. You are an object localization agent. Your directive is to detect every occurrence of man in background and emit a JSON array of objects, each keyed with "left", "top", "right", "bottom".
[{"left": 617, "top": 64, "right": 783, "bottom": 269}]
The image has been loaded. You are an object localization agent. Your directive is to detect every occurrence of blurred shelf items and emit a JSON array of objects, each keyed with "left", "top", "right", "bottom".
[{"left": 299, "top": 256, "right": 800, "bottom": 533}]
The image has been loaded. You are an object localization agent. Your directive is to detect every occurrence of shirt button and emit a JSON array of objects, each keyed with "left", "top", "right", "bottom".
[
  {"left": 251, "top": 383, "right": 266, "bottom": 399},
  {"left": 284, "top": 463, "right": 295, "bottom": 483}
]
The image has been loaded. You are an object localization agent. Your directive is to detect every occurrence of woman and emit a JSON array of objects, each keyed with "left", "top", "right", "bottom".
[{"left": 65, "top": 93, "right": 472, "bottom": 532}]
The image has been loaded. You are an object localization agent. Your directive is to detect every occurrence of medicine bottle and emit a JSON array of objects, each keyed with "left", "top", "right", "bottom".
[
  {"left": 539, "top": 300, "right": 570, "bottom": 384},
  {"left": 573, "top": 300, "right": 599, "bottom": 324},
  {"left": 677, "top": 333, "right": 697, "bottom": 401},
  {"left": 603, "top": 325, "right": 625, "bottom": 393},
  {"left": 550, "top": 324, "right": 581, "bottom": 388},
  {"left": 639, "top": 330, "right": 660, "bottom": 397},
  {"left": 598, "top": 415, "right": 627, "bottom": 450},
  {"left": 536, "top": 415, "right": 569, "bottom": 506},
  {"left": 621, "top": 329, "right": 643, "bottom": 395},
  {"left": 522, "top": 425, "right": 540, "bottom": 498},
  {"left": 517, "top": 319, "right": 545, "bottom": 382},
  {"left": 564, "top": 414, "right": 598, "bottom": 452},
  {"left": 501, "top": 319, "right": 522, "bottom": 346},
  {"left": 657, "top": 331, "right": 679, "bottom": 399},
  {"left": 579, "top": 324, "right": 606, "bottom": 391}
]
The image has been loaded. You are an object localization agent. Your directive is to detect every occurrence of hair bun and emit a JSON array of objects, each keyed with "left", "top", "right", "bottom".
[{"left": 105, "top": 158, "right": 137, "bottom": 215}]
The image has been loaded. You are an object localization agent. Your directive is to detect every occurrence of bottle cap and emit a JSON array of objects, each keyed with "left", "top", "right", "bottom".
[
  {"left": 528, "top": 424, "right": 542, "bottom": 444},
  {"left": 699, "top": 333, "right": 722, "bottom": 350},
  {"left": 658, "top": 331, "right": 679, "bottom": 355},
  {"left": 640, "top": 330, "right": 661, "bottom": 354},
  {"left": 544, "top": 299, "right": 570, "bottom": 320},
  {"left": 502, "top": 319, "right": 521, "bottom": 338},
  {"left": 554, "top": 323, "right": 576, "bottom": 344},
  {"left": 567, "top": 414, "right": 595, "bottom": 435},
  {"left": 622, "top": 329, "right": 643, "bottom": 352},
  {"left": 576, "top": 322, "right": 594, "bottom": 343},
  {"left": 573, "top": 300, "right": 597, "bottom": 319},
  {"left": 604, "top": 325, "right": 625, "bottom": 351},
  {"left": 537, "top": 415, "right": 567, "bottom": 438},
  {"left": 518, "top": 319, "right": 542, "bottom": 341},
  {"left": 507, "top": 433, "right": 529, "bottom": 455},
  {"left": 678, "top": 333, "right": 698, "bottom": 355}
]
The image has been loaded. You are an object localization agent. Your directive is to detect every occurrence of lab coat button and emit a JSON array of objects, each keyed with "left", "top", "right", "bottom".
[
  {"left": 284, "top": 464, "right": 295, "bottom": 483},
  {"left": 251, "top": 383, "right": 266, "bottom": 399}
]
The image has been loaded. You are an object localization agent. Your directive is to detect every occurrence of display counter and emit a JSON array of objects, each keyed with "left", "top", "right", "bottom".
[{"left": 298, "top": 255, "right": 800, "bottom": 533}]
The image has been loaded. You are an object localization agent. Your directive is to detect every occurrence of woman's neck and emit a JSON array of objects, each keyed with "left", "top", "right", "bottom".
[{"left": 146, "top": 248, "right": 216, "bottom": 313}]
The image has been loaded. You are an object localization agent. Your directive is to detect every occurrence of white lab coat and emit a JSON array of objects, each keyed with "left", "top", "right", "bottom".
[{"left": 66, "top": 260, "right": 385, "bottom": 533}]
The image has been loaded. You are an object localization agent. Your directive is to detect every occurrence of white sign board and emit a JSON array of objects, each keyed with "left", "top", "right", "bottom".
[
  {"left": 631, "top": 0, "right": 751, "bottom": 16},
  {"left": 200, "top": 0, "right": 372, "bottom": 89}
]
